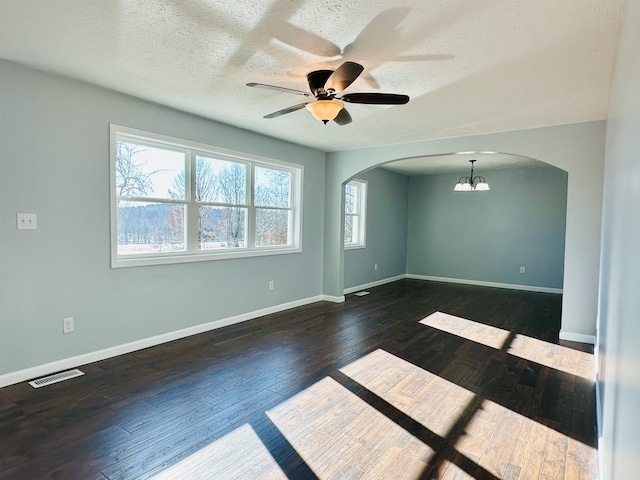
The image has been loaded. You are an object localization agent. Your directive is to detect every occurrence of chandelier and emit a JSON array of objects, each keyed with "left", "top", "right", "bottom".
[{"left": 453, "top": 160, "right": 490, "bottom": 191}]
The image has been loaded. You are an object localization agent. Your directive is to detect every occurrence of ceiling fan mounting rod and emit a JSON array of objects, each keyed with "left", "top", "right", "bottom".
[{"left": 307, "top": 69, "right": 334, "bottom": 97}]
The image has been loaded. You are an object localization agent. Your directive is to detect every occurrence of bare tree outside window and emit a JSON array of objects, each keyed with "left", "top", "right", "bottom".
[
  {"left": 192, "top": 157, "right": 248, "bottom": 249},
  {"left": 115, "top": 143, "right": 155, "bottom": 197},
  {"left": 255, "top": 167, "right": 291, "bottom": 247},
  {"left": 115, "top": 142, "right": 186, "bottom": 254}
]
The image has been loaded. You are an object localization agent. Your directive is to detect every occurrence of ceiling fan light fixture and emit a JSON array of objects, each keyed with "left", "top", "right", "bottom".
[{"left": 306, "top": 100, "right": 344, "bottom": 124}]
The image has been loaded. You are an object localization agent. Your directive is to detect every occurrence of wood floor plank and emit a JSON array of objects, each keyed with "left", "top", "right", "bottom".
[
  {"left": 478, "top": 408, "right": 528, "bottom": 477},
  {"left": 378, "top": 452, "right": 428, "bottom": 480},
  {"left": 539, "top": 428, "right": 569, "bottom": 480},
  {"left": 346, "top": 420, "right": 398, "bottom": 473},
  {"left": 359, "top": 444, "right": 402, "bottom": 480},
  {"left": 454, "top": 402, "right": 500, "bottom": 460},
  {"left": 565, "top": 438, "right": 598, "bottom": 480}
]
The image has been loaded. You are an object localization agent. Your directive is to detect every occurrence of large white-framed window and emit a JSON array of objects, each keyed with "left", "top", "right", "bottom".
[
  {"left": 344, "top": 179, "right": 367, "bottom": 249},
  {"left": 110, "top": 124, "right": 303, "bottom": 267}
]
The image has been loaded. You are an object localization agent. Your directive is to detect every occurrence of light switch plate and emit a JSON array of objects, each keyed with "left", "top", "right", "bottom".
[{"left": 17, "top": 213, "right": 37, "bottom": 230}]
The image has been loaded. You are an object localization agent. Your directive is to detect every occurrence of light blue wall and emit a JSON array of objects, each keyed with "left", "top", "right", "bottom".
[
  {"left": 343, "top": 168, "right": 408, "bottom": 290},
  {"left": 0, "top": 60, "right": 326, "bottom": 376},
  {"left": 598, "top": 1, "right": 640, "bottom": 478},
  {"left": 407, "top": 167, "right": 567, "bottom": 289}
]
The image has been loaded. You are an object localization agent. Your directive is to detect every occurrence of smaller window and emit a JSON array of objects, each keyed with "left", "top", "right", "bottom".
[{"left": 344, "top": 179, "right": 367, "bottom": 249}]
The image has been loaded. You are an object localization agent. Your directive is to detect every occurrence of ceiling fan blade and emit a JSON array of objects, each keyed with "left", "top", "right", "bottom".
[
  {"left": 333, "top": 108, "right": 352, "bottom": 126},
  {"left": 325, "top": 62, "right": 364, "bottom": 92},
  {"left": 307, "top": 70, "right": 334, "bottom": 95},
  {"left": 247, "top": 83, "right": 311, "bottom": 97},
  {"left": 263, "top": 102, "right": 309, "bottom": 119},
  {"left": 340, "top": 93, "right": 410, "bottom": 105}
]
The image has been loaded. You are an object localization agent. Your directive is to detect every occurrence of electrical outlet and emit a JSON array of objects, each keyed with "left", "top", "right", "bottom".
[
  {"left": 374, "top": 263, "right": 378, "bottom": 271},
  {"left": 268, "top": 280, "right": 274, "bottom": 291},
  {"left": 63, "top": 317, "right": 75, "bottom": 334},
  {"left": 520, "top": 266, "right": 526, "bottom": 274}
]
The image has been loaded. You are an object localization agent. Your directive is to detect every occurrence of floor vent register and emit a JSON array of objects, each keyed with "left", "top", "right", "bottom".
[{"left": 28, "top": 369, "right": 84, "bottom": 388}]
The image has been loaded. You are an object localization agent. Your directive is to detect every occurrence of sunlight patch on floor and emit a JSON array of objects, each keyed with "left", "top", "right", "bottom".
[
  {"left": 267, "top": 376, "right": 437, "bottom": 479},
  {"left": 149, "top": 423, "right": 286, "bottom": 480},
  {"left": 341, "top": 349, "right": 597, "bottom": 479},
  {"left": 419, "top": 311, "right": 594, "bottom": 380},
  {"left": 341, "top": 349, "right": 475, "bottom": 437}
]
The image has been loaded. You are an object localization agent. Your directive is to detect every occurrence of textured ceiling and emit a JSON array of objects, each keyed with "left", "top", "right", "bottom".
[{"left": 0, "top": 0, "right": 624, "bottom": 156}]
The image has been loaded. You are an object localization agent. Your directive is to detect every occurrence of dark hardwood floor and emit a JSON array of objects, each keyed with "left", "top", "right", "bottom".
[{"left": 0, "top": 280, "right": 596, "bottom": 479}]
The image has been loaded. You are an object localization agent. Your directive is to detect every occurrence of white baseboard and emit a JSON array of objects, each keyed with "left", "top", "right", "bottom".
[
  {"left": 343, "top": 274, "right": 406, "bottom": 295},
  {"left": 559, "top": 330, "right": 596, "bottom": 345},
  {"left": 406, "top": 274, "right": 563, "bottom": 295},
  {"left": 322, "top": 295, "right": 345, "bottom": 303},
  {"left": 0, "top": 295, "right": 324, "bottom": 388}
]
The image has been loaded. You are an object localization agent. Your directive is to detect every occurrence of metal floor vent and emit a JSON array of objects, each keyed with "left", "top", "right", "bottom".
[
  {"left": 28, "top": 369, "right": 84, "bottom": 388},
  {"left": 354, "top": 291, "right": 371, "bottom": 296}
]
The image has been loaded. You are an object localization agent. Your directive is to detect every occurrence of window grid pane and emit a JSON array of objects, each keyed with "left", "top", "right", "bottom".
[
  {"left": 196, "top": 156, "right": 247, "bottom": 205},
  {"left": 255, "top": 208, "right": 291, "bottom": 247},
  {"left": 198, "top": 206, "right": 247, "bottom": 250},
  {"left": 344, "top": 214, "right": 354, "bottom": 244},
  {"left": 117, "top": 200, "right": 186, "bottom": 255},
  {"left": 116, "top": 142, "right": 187, "bottom": 201},
  {"left": 344, "top": 184, "right": 357, "bottom": 214},
  {"left": 254, "top": 166, "right": 292, "bottom": 208}
]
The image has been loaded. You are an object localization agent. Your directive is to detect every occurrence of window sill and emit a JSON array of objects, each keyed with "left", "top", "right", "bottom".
[
  {"left": 344, "top": 244, "right": 366, "bottom": 251},
  {"left": 111, "top": 246, "right": 302, "bottom": 268}
]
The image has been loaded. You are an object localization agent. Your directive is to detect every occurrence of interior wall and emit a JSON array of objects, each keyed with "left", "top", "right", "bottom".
[
  {"left": 0, "top": 60, "right": 326, "bottom": 379},
  {"left": 325, "top": 120, "right": 605, "bottom": 340},
  {"left": 598, "top": 0, "right": 640, "bottom": 478},
  {"left": 343, "top": 168, "right": 409, "bottom": 291},
  {"left": 407, "top": 167, "right": 568, "bottom": 290}
]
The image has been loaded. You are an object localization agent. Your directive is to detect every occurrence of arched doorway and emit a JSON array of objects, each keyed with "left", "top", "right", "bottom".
[{"left": 323, "top": 121, "right": 605, "bottom": 343}]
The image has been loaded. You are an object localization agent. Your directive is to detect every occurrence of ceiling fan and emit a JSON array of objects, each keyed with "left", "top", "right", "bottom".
[{"left": 247, "top": 61, "right": 409, "bottom": 125}]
